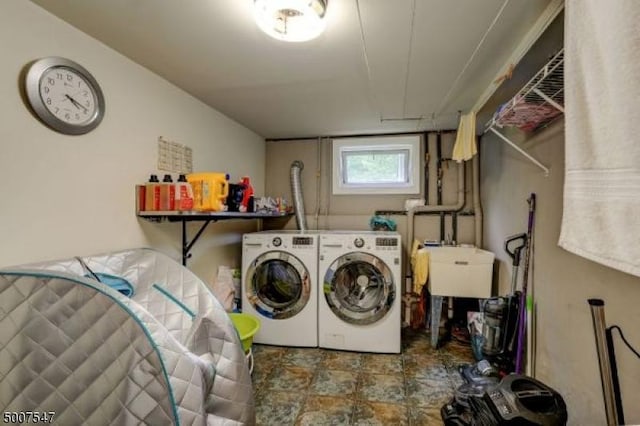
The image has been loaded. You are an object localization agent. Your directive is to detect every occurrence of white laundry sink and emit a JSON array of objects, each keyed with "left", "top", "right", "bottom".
[{"left": 427, "top": 246, "right": 495, "bottom": 298}]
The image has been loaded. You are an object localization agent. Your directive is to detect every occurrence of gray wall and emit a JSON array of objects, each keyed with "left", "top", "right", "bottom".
[{"left": 482, "top": 120, "right": 640, "bottom": 425}]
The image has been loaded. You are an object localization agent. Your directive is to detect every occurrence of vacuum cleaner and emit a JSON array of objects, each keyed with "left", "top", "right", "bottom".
[
  {"left": 442, "top": 374, "right": 568, "bottom": 426},
  {"left": 481, "top": 233, "right": 527, "bottom": 369}
]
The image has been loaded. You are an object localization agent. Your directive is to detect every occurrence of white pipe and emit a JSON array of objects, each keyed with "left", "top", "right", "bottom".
[
  {"left": 406, "top": 163, "right": 465, "bottom": 268},
  {"left": 472, "top": 155, "right": 483, "bottom": 247}
]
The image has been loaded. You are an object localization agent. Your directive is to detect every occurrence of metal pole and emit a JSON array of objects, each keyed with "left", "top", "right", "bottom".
[
  {"left": 605, "top": 327, "right": 625, "bottom": 425},
  {"left": 588, "top": 299, "right": 620, "bottom": 426}
]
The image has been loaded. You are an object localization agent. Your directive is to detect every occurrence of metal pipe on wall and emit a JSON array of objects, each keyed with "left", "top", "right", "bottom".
[
  {"left": 424, "top": 132, "right": 430, "bottom": 205},
  {"left": 436, "top": 133, "right": 445, "bottom": 242},
  {"left": 472, "top": 155, "right": 483, "bottom": 247},
  {"left": 451, "top": 212, "right": 457, "bottom": 244},
  {"left": 265, "top": 129, "right": 457, "bottom": 142}
]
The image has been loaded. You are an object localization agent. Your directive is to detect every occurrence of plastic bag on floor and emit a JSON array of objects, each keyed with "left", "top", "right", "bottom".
[{"left": 212, "top": 265, "right": 235, "bottom": 312}]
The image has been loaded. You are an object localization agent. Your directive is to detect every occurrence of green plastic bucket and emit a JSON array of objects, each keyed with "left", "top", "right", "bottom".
[{"left": 229, "top": 313, "right": 261, "bottom": 354}]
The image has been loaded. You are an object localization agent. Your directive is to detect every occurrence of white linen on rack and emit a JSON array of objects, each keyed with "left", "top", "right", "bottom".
[{"left": 559, "top": 0, "right": 640, "bottom": 277}]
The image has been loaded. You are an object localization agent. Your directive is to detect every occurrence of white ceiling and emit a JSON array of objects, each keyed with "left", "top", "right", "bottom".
[{"left": 31, "top": 0, "right": 553, "bottom": 139}]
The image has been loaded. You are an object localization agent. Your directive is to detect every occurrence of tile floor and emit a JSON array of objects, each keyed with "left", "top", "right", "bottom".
[{"left": 251, "top": 328, "right": 474, "bottom": 425}]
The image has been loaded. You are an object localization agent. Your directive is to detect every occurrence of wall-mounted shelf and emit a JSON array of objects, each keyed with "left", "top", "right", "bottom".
[
  {"left": 484, "top": 48, "right": 564, "bottom": 175},
  {"left": 138, "top": 211, "right": 293, "bottom": 265}
]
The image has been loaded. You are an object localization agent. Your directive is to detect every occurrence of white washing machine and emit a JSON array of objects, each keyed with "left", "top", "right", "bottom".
[
  {"left": 241, "top": 231, "right": 318, "bottom": 347},
  {"left": 318, "top": 231, "right": 402, "bottom": 353}
]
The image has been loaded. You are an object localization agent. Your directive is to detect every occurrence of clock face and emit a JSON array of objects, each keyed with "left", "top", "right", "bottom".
[
  {"left": 39, "top": 67, "right": 98, "bottom": 126},
  {"left": 24, "top": 57, "right": 105, "bottom": 135}
]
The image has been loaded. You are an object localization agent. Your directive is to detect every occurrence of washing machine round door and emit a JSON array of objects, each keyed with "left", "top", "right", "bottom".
[
  {"left": 245, "top": 251, "right": 310, "bottom": 320},
  {"left": 323, "top": 252, "right": 395, "bottom": 325}
]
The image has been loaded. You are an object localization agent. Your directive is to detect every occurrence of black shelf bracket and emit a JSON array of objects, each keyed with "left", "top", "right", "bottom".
[
  {"left": 182, "top": 219, "right": 215, "bottom": 266},
  {"left": 137, "top": 211, "right": 293, "bottom": 266}
]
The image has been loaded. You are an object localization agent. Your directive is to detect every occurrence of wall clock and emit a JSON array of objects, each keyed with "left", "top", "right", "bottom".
[{"left": 24, "top": 57, "right": 105, "bottom": 135}]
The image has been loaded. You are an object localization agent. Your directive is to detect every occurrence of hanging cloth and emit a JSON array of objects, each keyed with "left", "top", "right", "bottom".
[
  {"left": 452, "top": 112, "right": 478, "bottom": 162},
  {"left": 410, "top": 239, "right": 429, "bottom": 294},
  {"left": 559, "top": 0, "right": 640, "bottom": 277}
]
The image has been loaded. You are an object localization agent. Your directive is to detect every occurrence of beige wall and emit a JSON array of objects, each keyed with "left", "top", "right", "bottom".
[
  {"left": 481, "top": 121, "right": 640, "bottom": 424},
  {"left": 0, "top": 1, "right": 265, "bottom": 283},
  {"left": 265, "top": 133, "right": 476, "bottom": 249}
]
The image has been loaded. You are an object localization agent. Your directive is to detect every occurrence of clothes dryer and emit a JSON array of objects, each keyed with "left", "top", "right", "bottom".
[
  {"left": 241, "top": 231, "right": 318, "bottom": 347},
  {"left": 318, "top": 231, "right": 402, "bottom": 353}
]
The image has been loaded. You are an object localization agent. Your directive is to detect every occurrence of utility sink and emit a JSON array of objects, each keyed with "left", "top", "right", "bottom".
[
  {"left": 427, "top": 246, "right": 495, "bottom": 298},
  {"left": 426, "top": 246, "right": 495, "bottom": 348}
]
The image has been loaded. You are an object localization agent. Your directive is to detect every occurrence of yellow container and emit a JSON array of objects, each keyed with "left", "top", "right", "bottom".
[{"left": 187, "top": 172, "right": 229, "bottom": 211}]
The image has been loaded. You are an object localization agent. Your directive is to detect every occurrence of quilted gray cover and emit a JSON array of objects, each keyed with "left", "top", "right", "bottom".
[{"left": 0, "top": 248, "right": 255, "bottom": 425}]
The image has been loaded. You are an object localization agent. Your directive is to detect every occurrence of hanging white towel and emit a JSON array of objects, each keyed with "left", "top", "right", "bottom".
[
  {"left": 452, "top": 112, "right": 478, "bottom": 162},
  {"left": 559, "top": 0, "right": 640, "bottom": 277}
]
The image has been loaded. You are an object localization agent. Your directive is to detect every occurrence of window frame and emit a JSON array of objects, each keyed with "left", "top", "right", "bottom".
[{"left": 332, "top": 135, "right": 421, "bottom": 195}]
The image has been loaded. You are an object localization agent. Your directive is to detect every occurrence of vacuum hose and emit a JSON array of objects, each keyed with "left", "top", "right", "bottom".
[{"left": 290, "top": 161, "right": 307, "bottom": 231}]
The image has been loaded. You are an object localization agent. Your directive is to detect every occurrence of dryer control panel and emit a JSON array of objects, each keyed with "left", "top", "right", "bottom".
[
  {"left": 293, "top": 236, "right": 315, "bottom": 247},
  {"left": 376, "top": 237, "right": 398, "bottom": 247}
]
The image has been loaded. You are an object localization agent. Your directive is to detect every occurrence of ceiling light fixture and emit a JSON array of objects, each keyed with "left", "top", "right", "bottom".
[{"left": 254, "top": 0, "right": 328, "bottom": 42}]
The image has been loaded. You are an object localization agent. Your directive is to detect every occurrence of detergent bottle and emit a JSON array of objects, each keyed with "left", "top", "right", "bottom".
[
  {"left": 187, "top": 172, "right": 230, "bottom": 211},
  {"left": 175, "top": 174, "right": 194, "bottom": 211},
  {"left": 145, "top": 174, "right": 160, "bottom": 211},
  {"left": 160, "top": 174, "right": 175, "bottom": 211},
  {"left": 240, "top": 176, "right": 254, "bottom": 213}
]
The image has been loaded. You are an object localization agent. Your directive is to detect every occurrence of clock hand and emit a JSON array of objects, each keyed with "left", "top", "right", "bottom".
[
  {"left": 65, "top": 94, "right": 88, "bottom": 113},
  {"left": 64, "top": 94, "right": 79, "bottom": 108}
]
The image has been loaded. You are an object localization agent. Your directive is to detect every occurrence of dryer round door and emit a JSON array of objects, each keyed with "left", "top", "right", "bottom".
[
  {"left": 323, "top": 252, "right": 395, "bottom": 325},
  {"left": 245, "top": 250, "right": 310, "bottom": 320}
]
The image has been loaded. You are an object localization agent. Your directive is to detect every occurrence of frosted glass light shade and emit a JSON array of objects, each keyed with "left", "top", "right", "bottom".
[{"left": 254, "top": 0, "right": 327, "bottom": 42}]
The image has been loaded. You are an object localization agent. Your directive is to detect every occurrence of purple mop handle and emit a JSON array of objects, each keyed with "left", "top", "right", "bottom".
[
  {"left": 515, "top": 193, "right": 536, "bottom": 374},
  {"left": 514, "top": 292, "right": 527, "bottom": 373}
]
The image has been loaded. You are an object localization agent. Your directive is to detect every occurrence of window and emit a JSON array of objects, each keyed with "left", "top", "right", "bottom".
[{"left": 332, "top": 135, "right": 421, "bottom": 195}]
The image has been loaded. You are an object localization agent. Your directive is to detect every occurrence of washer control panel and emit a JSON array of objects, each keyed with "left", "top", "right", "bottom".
[{"left": 376, "top": 237, "right": 398, "bottom": 247}]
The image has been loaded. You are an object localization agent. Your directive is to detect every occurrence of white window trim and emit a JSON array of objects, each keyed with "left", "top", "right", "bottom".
[{"left": 332, "top": 135, "right": 421, "bottom": 195}]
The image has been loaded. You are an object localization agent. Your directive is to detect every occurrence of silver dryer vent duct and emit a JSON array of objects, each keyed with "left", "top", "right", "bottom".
[{"left": 290, "top": 160, "right": 307, "bottom": 231}]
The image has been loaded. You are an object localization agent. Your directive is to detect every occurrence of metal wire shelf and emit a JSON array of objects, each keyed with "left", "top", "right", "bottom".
[{"left": 484, "top": 48, "right": 565, "bottom": 175}]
